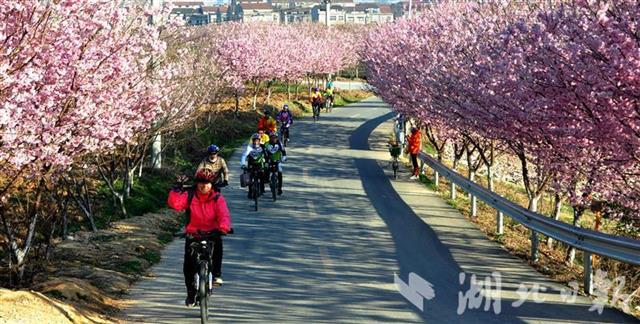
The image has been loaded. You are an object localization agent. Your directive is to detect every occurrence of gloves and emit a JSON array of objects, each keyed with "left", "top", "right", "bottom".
[
  {"left": 222, "top": 180, "right": 228, "bottom": 186},
  {"left": 282, "top": 156, "right": 287, "bottom": 162}
]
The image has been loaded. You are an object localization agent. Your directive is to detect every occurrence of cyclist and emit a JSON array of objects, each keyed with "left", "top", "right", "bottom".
[
  {"left": 241, "top": 133, "right": 267, "bottom": 198},
  {"left": 276, "top": 104, "right": 293, "bottom": 142},
  {"left": 257, "top": 108, "right": 277, "bottom": 134},
  {"left": 167, "top": 169, "right": 231, "bottom": 307},
  {"left": 257, "top": 129, "right": 269, "bottom": 145},
  {"left": 311, "top": 87, "right": 323, "bottom": 115},
  {"left": 195, "top": 144, "right": 229, "bottom": 191},
  {"left": 265, "top": 132, "right": 287, "bottom": 195},
  {"left": 326, "top": 79, "right": 334, "bottom": 89},
  {"left": 324, "top": 85, "right": 335, "bottom": 111},
  {"left": 407, "top": 127, "right": 422, "bottom": 180}
]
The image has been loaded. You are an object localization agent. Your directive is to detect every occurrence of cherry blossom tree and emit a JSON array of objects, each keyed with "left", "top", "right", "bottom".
[{"left": 0, "top": 0, "right": 169, "bottom": 284}]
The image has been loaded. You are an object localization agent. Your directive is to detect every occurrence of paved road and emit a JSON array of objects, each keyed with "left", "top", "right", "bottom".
[{"left": 123, "top": 98, "right": 635, "bottom": 323}]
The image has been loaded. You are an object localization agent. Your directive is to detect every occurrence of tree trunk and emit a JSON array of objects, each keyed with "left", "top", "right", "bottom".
[
  {"left": 266, "top": 85, "right": 273, "bottom": 105},
  {"left": 0, "top": 179, "right": 44, "bottom": 287},
  {"left": 97, "top": 158, "right": 128, "bottom": 218},
  {"left": 565, "top": 207, "right": 584, "bottom": 264},
  {"left": 124, "top": 145, "right": 132, "bottom": 200},
  {"left": 150, "top": 133, "right": 162, "bottom": 169},
  {"left": 252, "top": 82, "right": 261, "bottom": 110},
  {"left": 547, "top": 193, "right": 562, "bottom": 248},
  {"left": 486, "top": 165, "right": 494, "bottom": 192},
  {"left": 528, "top": 195, "right": 540, "bottom": 212},
  {"left": 45, "top": 217, "right": 58, "bottom": 261},
  {"left": 452, "top": 142, "right": 465, "bottom": 170},
  {"left": 287, "top": 81, "right": 291, "bottom": 101},
  {"left": 234, "top": 90, "right": 240, "bottom": 116},
  {"left": 71, "top": 175, "right": 97, "bottom": 232}
]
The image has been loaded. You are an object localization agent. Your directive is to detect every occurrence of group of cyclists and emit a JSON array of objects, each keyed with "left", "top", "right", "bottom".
[
  {"left": 167, "top": 100, "right": 298, "bottom": 307},
  {"left": 311, "top": 81, "right": 336, "bottom": 120},
  {"left": 165, "top": 81, "right": 349, "bottom": 310},
  {"left": 240, "top": 104, "right": 293, "bottom": 198}
]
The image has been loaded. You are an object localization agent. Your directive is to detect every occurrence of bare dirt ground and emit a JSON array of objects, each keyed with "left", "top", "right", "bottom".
[{"left": 0, "top": 209, "right": 181, "bottom": 323}]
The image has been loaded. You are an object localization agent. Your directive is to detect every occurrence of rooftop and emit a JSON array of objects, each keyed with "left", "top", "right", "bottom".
[{"left": 240, "top": 3, "right": 274, "bottom": 10}]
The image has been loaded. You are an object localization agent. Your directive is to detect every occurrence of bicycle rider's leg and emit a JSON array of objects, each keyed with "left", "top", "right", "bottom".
[
  {"left": 260, "top": 168, "right": 267, "bottom": 193},
  {"left": 211, "top": 237, "right": 223, "bottom": 279},
  {"left": 247, "top": 172, "right": 253, "bottom": 199},
  {"left": 183, "top": 238, "right": 197, "bottom": 303}
]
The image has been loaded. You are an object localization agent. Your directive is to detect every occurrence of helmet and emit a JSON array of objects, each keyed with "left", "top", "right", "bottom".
[
  {"left": 283, "top": 104, "right": 289, "bottom": 110},
  {"left": 269, "top": 131, "right": 279, "bottom": 138},
  {"left": 251, "top": 133, "right": 261, "bottom": 141},
  {"left": 207, "top": 144, "right": 220, "bottom": 154},
  {"left": 313, "top": 87, "right": 318, "bottom": 91},
  {"left": 263, "top": 107, "right": 269, "bottom": 114},
  {"left": 411, "top": 127, "right": 418, "bottom": 133},
  {"left": 194, "top": 169, "right": 216, "bottom": 183}
]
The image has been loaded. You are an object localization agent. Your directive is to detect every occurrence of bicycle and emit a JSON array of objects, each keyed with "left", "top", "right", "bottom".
[
  {"left": 243, "top": 165, "right": 262, "bottom": 211},
  {"left": 279, "top": 123, "right": 290, "bottom": 147},
  {"left": 175, "top": 229, "right": 233, "bottom": 324},
  {"left": 267, "top": 161, "right": 280, "bottom": 202},
  {"left": 325, "top": 96, "right": 333, "bottom": 113},
  {"left": 249, "top": 166, "right": 262, "bottom": 211},
  {"left": 389, "top": 143, "right": 401, "bottom": 180}
]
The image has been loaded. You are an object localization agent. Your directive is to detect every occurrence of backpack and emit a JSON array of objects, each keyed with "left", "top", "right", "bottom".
[{"left": 184, "top": 190, "right": 220, "bottom": 225}]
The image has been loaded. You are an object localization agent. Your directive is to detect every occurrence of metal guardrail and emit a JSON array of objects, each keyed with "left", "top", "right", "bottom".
[{"left": 416, "top": 152, "right": 640, "bottom": 294}]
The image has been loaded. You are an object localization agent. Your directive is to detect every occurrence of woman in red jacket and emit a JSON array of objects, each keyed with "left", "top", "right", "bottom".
[
  {"left": 407, "top": 127, "right": 422, "bottom": 179},
  {"left": 167, "top": 169, "right": 231, "bottom": 307}
]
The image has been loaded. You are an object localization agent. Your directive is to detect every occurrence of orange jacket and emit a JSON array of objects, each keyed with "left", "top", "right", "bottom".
[
  {"left": 408, "top": 131, "right": 421, "bottom": 154},
  {"left": 257, "top": 116, "right": 276, "bottom": 133},
  {"left": 257, "top": 116, "right": 267, "bottom": 131}
]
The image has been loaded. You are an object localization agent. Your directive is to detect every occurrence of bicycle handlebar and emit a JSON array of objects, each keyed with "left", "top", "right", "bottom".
[{"left": 174, "top": 228, "right": 234, "bottom": 240}]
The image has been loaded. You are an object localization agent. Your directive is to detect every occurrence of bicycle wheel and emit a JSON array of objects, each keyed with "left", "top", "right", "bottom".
[
  {"left": 253, "top": 179, "right": 259, "bottom": 211},
  {"left": 270, "top": 172, "right": 277, "bottom": 202},
  {"left": 198, "top": 265, "right": 208, "bottom": 323}
]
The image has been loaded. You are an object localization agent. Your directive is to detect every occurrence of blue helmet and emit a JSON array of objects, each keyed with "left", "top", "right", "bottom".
[
  {"left": 283, "top": 104, "right": 289, "bottom": 110},
  {"left": 207, "top": 144, "right": 220, "bottom": 154}
]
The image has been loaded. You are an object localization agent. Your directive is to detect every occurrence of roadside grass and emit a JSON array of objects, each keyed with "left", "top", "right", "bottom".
[{"left": 115, "top": 260, "right": 143, "bottom": 275}]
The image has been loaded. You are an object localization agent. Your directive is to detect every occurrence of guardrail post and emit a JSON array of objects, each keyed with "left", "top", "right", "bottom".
[
  {"left": 496, "top": 211, "right": 504, "bottom": 235},
  {"left": 471, "top": 195, "right": 477, "bottom": 217},
  {"left": 420, "top": 159, "right": 425, "bottom": 175},
  {"left": 434, "top": 171, "right": 439, "bottom": 187},
  {"left": 531, "top": 230, "right": 539, "bottom": 262},
  {"left": 450, "top": 182, "right": 456, "bottom": 199},
  {"left": 584, "top": 251, "right": 593, "bottom": 295}
]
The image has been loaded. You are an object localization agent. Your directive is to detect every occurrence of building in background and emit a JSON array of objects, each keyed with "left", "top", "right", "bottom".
[
  {"left": 167, "top": 0, "right": 400, "bottom": 25},
  {"left": 239, "top": 3, "right": 279, "bottom": 22}
]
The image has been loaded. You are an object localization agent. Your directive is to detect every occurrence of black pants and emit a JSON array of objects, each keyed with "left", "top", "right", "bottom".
[
  {"left": 183, "top": 236, "right": 223, "bottom": 295},
  {"left": 278, "top": 172, "right": 283, "bottom": 190},
  {"left": 247, "top": 169, "right": 266, "bottom": 197},
  {"left": 410, "top": 153, "right": 419, "bottom": 176}
]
